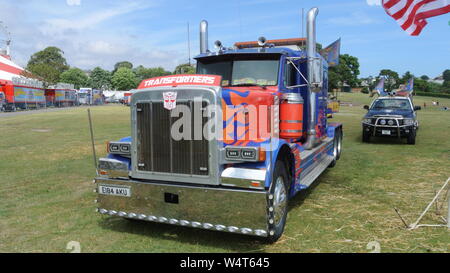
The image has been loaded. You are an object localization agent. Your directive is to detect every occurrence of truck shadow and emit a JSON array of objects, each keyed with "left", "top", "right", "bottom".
[{"left": 98, "top": 217, "right": 269, "bottom": 252}]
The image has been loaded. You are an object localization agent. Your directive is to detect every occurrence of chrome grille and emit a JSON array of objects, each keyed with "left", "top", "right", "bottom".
[{"left": 136, "top": 101, "right": 209, "bottom": 176}]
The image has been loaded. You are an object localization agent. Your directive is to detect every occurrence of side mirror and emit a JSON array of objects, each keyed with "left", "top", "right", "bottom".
[
  {"left": 363, "top": 105, "right": 369, "bottom": 110},
  {"left": 414, "top": 106, "right": 421, "bottom": 111}
]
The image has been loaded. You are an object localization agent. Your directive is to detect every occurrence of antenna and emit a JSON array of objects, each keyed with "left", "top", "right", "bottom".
[
  {"left": 301, "top": 8, "right": 304, "bottom": 38},
  {"left": 187, "top": 22, "right": 191, "bottom": 66}
]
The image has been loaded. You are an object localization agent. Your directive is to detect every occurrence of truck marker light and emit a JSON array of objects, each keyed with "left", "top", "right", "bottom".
[
  {"left": 192, "top": 222, "right": 201, "bottom": 228},
  {"left": 269, "top": 230, "right": 275, "bottom": 236},
  {"left": 269, "top": 194, "right": 274, "bottom": 200},
  {"left": 147, "top": 215, "right": 157, "bottom": 221},
  {"left": 255, "top": 230, "right": 267, "bottom": 236},
  {"left": 118, "top": 211, "right": 127, "bottom": 217},
  {"left": 259, "top": 148, "right": 266, "bottom": 162},
  {"left": 128, "top": 213, "right": 137, "bottom": 218},
  {"left": 99, "top": 209, "right": 107, "bottom": 214},
  {"left": 269, "top": 207, "right": 274, "bottom": 212},
  {"left": 228, "top": 226, "right": 239, "bottom": 233},
  {"left": 251, "top": 181, "right": 261, "bottom": 188},
  {"left": 138, "top": 214, "right": 147, "bottom": 220},
  {"left": 99, "top": 170, "right": 108, "bottom": 175},
  {"left": 158, "top": 217, "right": 168, "bottom": 223},
  {"left": 215, "top": 225, "right": 226, "bottom": 231},
  {"left": 180, "top": 220, "right": 190, "bottom": 226},
  {"left": 203, "top": 223, "right": 213, "bottom": 229},
  {"left": 241, "top": 228, "right": 252, "bottom": 234},
  {"left": 109, "top": 210, "right": 117, "bottom": 216}
]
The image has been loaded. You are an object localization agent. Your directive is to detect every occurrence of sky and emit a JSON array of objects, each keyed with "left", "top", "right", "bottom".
[{"left": 0, "top": 0, "right": 449, "bottom": 78}]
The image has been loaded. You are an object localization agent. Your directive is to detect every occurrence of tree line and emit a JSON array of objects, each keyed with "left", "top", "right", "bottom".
[
  {"left": 24, "top": 46, "right": 195, "bottom": 90},
  {"left": 23, "top": 46, "right": 449, "bottom": 94}
]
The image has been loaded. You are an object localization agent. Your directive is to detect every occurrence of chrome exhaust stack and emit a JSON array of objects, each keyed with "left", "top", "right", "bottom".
[
  {"left": 200, "top": 20, "right": 209, "bottom": 54},
  {"left": 304, "top": 7, "right": 321, "bottom": 150}
]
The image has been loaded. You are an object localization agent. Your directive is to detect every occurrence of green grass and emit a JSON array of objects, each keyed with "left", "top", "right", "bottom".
[{"left": 0, "top": 94, "right": 449, "bottom": 253}]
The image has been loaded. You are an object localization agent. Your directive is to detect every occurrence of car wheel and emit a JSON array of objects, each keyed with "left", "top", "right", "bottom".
[
  {"left": 407, "top": 130, "right": 416, "bottom": 145},
  {"left": 265, "top": 160, "right": 289, "bottom": 243},
  {"left": 362, "top": 131, "right": 370, "bottom": 143}
]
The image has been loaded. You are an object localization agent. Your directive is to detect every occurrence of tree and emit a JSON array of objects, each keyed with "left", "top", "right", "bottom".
[
  {"left": 111, "top": 67, "right": 137, "bottom": 90},
  {"left": 26, "top": 46, "right": 69, "bottom": 86},
  {"left": 379, "top": 69, "right": 400, "bottom": 92},
  {"left": 401, "top": 71, "right": 414, "bottom": 84},
  {"left": 113, "top": 61, "right": 133, "bottom": 74},
  {"left": 174, "top": 63, "right": 195, "bottom": 74},
  {"left": 90, "top": 67, "right": 112, "bottom": 90},
  {"left": 134, "top": 65, "right": 171, "bottom": 82},
  {"left": 328, "top": 54, "right": 360, "bottom": 91},
  {"left": 420, "top": 75, "right": 429, "bottom": 81},
  {"left": 443, "top": 69, "right": 450, "bottom": 88},
  {"left": 59, "top": 68, "right": 90, "bottom": 89}
]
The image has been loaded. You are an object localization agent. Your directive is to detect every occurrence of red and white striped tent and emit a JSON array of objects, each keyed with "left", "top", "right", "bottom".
[{"left": 0, "top": 54, "right": 24, "bottom": 83}]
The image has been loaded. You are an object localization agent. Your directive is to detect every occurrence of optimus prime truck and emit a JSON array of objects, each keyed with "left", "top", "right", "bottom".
[{"left": 95, "top": 8, "right": 343, "bottom": 242}]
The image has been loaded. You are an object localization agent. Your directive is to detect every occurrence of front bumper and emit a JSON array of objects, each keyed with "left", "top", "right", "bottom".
[
  {"left": 95, "top": 177, "right": 269, "bottom": 237},
  {"left": 362, "top": 123, "right": 415, "bottom": 138}
]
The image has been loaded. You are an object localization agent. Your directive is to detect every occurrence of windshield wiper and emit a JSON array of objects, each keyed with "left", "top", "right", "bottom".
[{"left": 231, "top": 83, "right": 268, "bottom": 89}]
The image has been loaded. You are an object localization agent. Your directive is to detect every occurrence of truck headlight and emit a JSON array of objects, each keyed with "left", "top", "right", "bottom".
[
  {"left": 403, "top": 119, "right": 414, "bottom": 126},
  {"left": 388, "top": 120, "right": 394, "bottom": 126},
  {"left": 380, "top": 119, "right": 386, "bottom": 125},
  {"left": 224, "top": 147, "right": 266, "bottom": 162},
  {"left": 108, "top": 142, "right": 131, "bottom": 157},
  {"left": 98, "top": 158, "right": 129, "bottom": 178}
]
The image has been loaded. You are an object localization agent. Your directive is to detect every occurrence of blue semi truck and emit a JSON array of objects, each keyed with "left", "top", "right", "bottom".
[{"left": 94, "top": 7, "right": 343, "bottom": 242}]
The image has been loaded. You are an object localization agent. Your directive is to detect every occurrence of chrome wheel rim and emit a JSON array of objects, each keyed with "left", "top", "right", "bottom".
[{"left": 273, "top": 176, "right": 287, "bottom": 227}]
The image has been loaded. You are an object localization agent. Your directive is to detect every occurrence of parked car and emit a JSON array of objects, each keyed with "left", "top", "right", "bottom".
[{"left": 362, "top": 96, "right": 421, "bottom": 144}]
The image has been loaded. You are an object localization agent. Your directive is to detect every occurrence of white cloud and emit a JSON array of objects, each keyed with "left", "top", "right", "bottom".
[
  {"left": 328, "top": 12, "right": 381, "bottom": 26},
  {"left": 366, "top": 0, "right": 382, "bottom": 6},
  {"left": 66, "top": 0, "right": 81, "bottom": 6}
]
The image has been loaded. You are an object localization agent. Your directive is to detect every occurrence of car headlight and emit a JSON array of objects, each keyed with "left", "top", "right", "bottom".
[{"left": 403, "top": 119, "right": 414, "bottom": 126}]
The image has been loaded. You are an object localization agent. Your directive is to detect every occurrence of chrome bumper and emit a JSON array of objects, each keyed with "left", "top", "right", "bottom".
[{"left": 95, "top": 177, "right": 269, "bottom": 237}]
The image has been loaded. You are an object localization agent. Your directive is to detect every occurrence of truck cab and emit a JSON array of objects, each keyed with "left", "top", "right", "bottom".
[
  {"left": 94, "top": 7, "right": 343, "bottom": 242},
  {"left": 362, "top": 96, "right": 420, "bottom": 144}
]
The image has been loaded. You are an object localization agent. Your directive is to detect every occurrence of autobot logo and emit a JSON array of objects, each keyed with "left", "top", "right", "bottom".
[{"left": 163, "top": 91, "right": 177, "bottom": 110}]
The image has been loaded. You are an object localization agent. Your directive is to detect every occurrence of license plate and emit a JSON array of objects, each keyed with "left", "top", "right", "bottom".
[
  {"left": 98, "top": 185, "right": 131, "bottom": 197},
  {"left": 382, "top": 130, "right": 391, "bottom": 135}
]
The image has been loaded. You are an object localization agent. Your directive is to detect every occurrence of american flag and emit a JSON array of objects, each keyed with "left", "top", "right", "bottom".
[{"left": 382, "top": 0, "right": 450, "bottom": 35}]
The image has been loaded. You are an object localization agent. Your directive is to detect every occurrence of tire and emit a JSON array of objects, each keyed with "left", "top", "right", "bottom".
[
  {"left": 407, "top": 130, "right": 416, "bottom": 145},
  {"left": 336, "top": 128, "right": 342, "bottom": 160},
  {"left": 265, "top": 160, "right": 289, "bottom": 243},
  {"left": 328, "top": 131, "right": 339, "bottom": 168},
  {"left": 362, "top": 131, "right": 370, "bottom": 143}
]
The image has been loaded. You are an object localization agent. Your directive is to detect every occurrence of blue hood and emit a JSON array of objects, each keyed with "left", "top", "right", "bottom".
[{"left": 365, "top": 109, "right": 414, "bottom": 118}]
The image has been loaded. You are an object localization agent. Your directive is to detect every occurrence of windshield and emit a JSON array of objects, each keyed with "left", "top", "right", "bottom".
[
  {"left": 197, "top": 55, "right": 280, "bottom": 87},
  {"left": 371, "top": 99, "right": 412, "bottom": 111}
]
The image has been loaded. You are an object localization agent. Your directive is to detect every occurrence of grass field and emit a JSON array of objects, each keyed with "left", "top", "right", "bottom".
[{"left": 0, "top": 93, "right": 449, "bottom": 253}]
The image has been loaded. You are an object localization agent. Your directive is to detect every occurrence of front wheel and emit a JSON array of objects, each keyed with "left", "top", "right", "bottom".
[
  {"left": 265, "top": 160, "right": 289, "bottom": 243},
  {"left": 407, "top": 130, "right": 416, "bottom": 145},
  {"left": 362, "top": 131, "right": 370, "bottom": 143}
]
